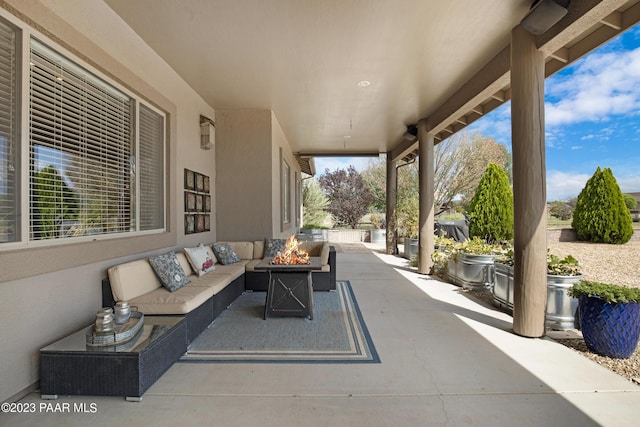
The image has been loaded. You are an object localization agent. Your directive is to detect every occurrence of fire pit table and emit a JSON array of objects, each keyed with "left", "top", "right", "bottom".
[{"left": 255, "top": 257, "right": 322, "bottom": 320}]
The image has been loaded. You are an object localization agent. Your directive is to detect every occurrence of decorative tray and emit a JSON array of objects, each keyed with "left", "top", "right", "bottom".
[{"left": 86, "top": 311, "right": 144, "bottom": 347}]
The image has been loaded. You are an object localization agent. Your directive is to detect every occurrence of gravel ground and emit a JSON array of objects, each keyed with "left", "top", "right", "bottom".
[{"left": 547, "top": 241, "right": 640, "bottom": 288}]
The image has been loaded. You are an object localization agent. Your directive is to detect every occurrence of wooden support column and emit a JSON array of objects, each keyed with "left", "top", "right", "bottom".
[
  {"left": 386, "top": 154, "right": 398, "bottom": 255},
  {"left": 511, "top": 25, "right": 548, "bottom": 338},
  {"left": 418, "top": 120, "right": 435, "bottom": 275}
]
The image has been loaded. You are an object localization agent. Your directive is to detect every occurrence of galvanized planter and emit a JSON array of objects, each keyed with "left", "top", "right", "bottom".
[
  {"left": 546, "top": 274, "right": 583, "bottom": 330},
  {"left": 493, "top": 262, "right": 514, "bottom": 310},
  {"left": 403, "top": 238, "right": 418, "bottom": 260},
  {"left": 491, "top": 264, "right": 582, "bottom": 330},
  {"left": 370, "top": 229, "right": 386, "bottom": 244},
  {"left": 448, "top": 253, "right": 496, "bottom": 291},
  {"left": 298, "top": 228, "right": 328, "bottom": 242}
]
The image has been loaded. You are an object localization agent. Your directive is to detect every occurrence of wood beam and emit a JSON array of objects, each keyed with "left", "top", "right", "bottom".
[{"left": 601, "top": 10, "right": 623, "bottom": 29}]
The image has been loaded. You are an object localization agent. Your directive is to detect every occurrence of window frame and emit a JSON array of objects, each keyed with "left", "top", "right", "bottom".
[{"left": 0, "top": 18, "right": 167, "bottom": 251}]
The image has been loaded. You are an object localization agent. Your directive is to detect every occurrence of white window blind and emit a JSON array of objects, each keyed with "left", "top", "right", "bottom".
[
  {"left": 139, "top": 104, "right": 164, "bottom": 231},
  {"left": 0, "top": 18, "right": 17, "bottom": 243},
  {"left": 29, "top": 39, "right": 133, "bottom": 240}
]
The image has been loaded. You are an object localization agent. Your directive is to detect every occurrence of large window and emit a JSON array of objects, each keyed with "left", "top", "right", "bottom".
[
  {"left": 0, "top": 19, "right": 166, "bottom": 248},
  {"left": 0, "top": 18, "right": 18, "bottom": 244}
]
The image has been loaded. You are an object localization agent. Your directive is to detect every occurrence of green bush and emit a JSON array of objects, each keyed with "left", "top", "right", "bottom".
[
  {"left": 568, "top": 280, "right": 640, "bottom": 304},
  {"left": 624, "top": 194, "right": 638, "bottom": 210},
  {"left": 468, "top": 163, "right": 514, "bottom": 241},
  {"left": 571, "top": 167, "right": 633, "bottom": 244}
]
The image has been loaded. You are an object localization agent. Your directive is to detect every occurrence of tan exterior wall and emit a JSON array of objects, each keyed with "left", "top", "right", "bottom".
[
  {"left": 0, "top": 1, "right": 216, "bottom": 402},
  {"left": 215, "top": 109, "right": 273, "bottom": 241},
  {"left": 215, "top": 109, "right": 301, "bottom": 241},
  {"left": 271, "top": 111, "right": 300, "bottom": 238}
]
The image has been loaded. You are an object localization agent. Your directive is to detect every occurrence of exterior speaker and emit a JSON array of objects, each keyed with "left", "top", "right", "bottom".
[{"left": 520, "top": 0, "right": 569, "bottom": 35}]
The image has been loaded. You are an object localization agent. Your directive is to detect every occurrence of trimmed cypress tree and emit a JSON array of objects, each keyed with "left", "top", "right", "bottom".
[
  {"left": 468, "top": 163, "right": 514, "bottom": 241},
  {"left": 572, "top": 167, "right": 633, "bottom": 244}
]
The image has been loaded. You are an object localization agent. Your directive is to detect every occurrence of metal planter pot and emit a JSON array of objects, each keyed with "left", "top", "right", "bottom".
[
  {"left": 370, "top": 229, "right": 386, "bottom": 244},
  {"left": 546, "top": 274, "right": 582, "bottom": 330},
  {"left": 493, "top": 263, "right": 514, "bottom": 310},
  {"left": 298, "top": 229, "right": 328, "bottom": 242},
  {"left": 403, "top": 238, "right": 418, "bottom": 260},
  {"left": 491, "top": 266, "right": 582, "bottom": 331},
  {"left": 448, "top": 253, "right": 496, "bottom": 290}
]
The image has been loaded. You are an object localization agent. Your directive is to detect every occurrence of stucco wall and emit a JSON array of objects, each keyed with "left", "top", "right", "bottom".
[
  {"left": 0, "top": 0, "right": 215, "bottom": 402},
  {"left": 215, "top": 109, "right": 273, "bottom": 241},
  {"left": 271, "top": 111, "right": 300, "bottom": 238},
  {"left": 215, "top": 109, "right": 301, "bottom": 241}
]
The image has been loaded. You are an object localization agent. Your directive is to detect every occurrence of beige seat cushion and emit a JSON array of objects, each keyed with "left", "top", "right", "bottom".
[
  {"left": 129, "top": 284, "right": 215, "bottom": 315},
  {"left": 187, "top": 262, "right": 246, "bottom": 295},
  {"left": 108, "top": 259, "right": 162, "bottom": 302},
  {"left": 244, "top": 259, "right": 262, "bottom": 272}
]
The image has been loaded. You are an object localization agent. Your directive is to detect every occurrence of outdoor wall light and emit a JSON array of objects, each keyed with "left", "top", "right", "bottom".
[
  {"left": 200, "top": 115, "right": 215, "bottom": 150},
  {"left": 520, "top": 0, "right": 570, "bottom": 35}
]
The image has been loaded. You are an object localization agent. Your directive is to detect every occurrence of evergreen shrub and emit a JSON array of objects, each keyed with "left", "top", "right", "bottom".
[
  {"left": 571, "top": 167, "right": 633, "bottom": 244},
  {"left": 468, "top": 163, "right": 514, "bottom": 241}
]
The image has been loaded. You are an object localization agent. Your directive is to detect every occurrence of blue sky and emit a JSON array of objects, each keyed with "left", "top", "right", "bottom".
[{"left": 316, "top": 25, "right": 640, "bottom": 201}]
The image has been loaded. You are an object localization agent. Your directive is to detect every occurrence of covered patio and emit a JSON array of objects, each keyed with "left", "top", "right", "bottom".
[
  {"left": 5, "top": 244, "right": 639, "bottom": 425},
  {"left": 2, "top": 1, "right": 640, "bottom": 423}
]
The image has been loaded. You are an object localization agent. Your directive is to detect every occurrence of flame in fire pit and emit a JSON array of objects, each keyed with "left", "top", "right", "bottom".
[{"left": 271, "top": 235, "right": 310, "bottom": 265}]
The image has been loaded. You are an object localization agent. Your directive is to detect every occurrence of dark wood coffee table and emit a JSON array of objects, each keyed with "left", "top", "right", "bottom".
[
  {"left": 40, "top": 315, "right": 186, "bottom": 401},
  {"left": 255, "top": 257, "right": 322, "bottom": 320}
]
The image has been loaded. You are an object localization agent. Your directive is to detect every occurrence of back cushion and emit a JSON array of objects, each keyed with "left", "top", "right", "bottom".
[
  {"left": 175, "top": 252, "right": 195, "bottom": 276},
  {"left": 224, "top": 241, "right": 254, "bottom": 260},
  {"left": 253, "top": 240, "right": 265, "bottom": 259},
  {"left": 108, "top": 259, "right": 162, "bottom": 302},
  {"left": 301, "top": 241, "right": 322, "bottom": 256}
]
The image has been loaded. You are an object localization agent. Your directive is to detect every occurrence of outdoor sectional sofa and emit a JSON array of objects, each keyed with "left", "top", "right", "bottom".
[{"left": 102, "top": 240, "right": 336, "bottom": 343}]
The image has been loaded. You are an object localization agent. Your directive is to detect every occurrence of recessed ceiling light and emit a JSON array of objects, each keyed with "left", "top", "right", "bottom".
[{"left": 357, "top": 80, "right": 371, "bottom": 87}]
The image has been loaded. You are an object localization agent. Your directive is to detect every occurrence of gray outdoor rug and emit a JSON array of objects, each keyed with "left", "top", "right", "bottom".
[{"left": 180, "top": 280, "right": 379, "bottom": 363}]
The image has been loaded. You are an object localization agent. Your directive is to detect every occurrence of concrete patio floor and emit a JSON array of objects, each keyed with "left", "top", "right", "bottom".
[{"left": 5, "top": 244, "right": 640, "bottom": 426}]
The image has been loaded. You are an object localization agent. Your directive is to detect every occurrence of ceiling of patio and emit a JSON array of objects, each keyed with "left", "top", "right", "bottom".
[{"left": 104, "top": 0, "right": 640, "bottom": 161}]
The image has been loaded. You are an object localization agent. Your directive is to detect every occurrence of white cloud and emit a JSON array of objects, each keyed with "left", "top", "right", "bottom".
[
  {"left": 546, "top": 170, "right": 591, "bottom": 200},
  {"left": 617, "top": 175, "right": 640, "bottom": 193},
  {"left": 571, "top": 146, "right": 583, "bottom": 150},
  {"left": 545, "top": 47, "right": 640, "bottom": 127},
  {"left": 547, "top": 169, "right": 640, "bottom": 200}
]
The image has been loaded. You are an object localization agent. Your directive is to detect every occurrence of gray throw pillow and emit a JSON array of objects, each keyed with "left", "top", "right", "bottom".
[
  {"left": 212, "top": 243, "right": 241, "bottom": 265},
  {"left": 264, "top": 238, "right": 286, "bottom": 257},
  {"left": 148, "top": 251, "right": 190, "bottom": 292}
]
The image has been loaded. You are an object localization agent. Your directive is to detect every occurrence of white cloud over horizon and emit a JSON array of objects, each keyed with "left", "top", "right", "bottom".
[
  {"left": 545, "top": 47, "right": 640, "bottom": 128},
  {"left": 546, "top": 170, "right": 640, "bottom": 201}
]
